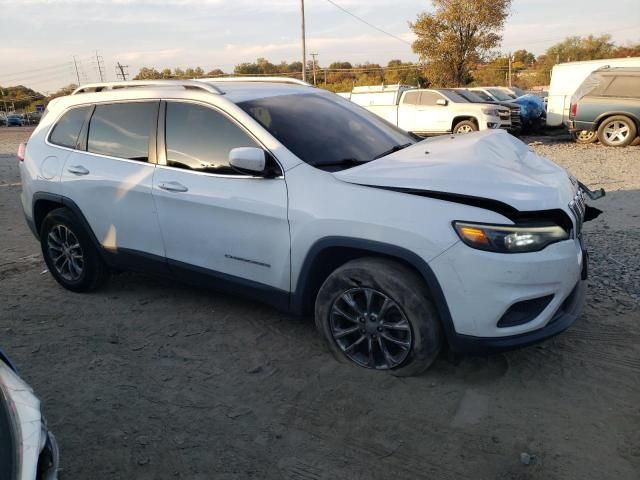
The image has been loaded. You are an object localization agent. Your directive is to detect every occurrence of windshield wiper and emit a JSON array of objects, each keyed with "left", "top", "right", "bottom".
[
  {"left": 372, "top": 143, "right": 413, "bottom": 160},
  {"left": 316, "top": 158, "right": 369, "bottom": 168}
]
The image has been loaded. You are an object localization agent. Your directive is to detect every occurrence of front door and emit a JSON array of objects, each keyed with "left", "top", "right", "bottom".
[
  {"left": 152, "top": 100, "right": 290, "bottom": 298},
  {"left": 415, "top": 91, "right": 450, "bottom": 133}
]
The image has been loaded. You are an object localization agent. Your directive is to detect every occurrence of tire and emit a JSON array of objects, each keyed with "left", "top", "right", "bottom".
[
  {"left": 572, "top": 130, "right": 598, "bottom": 144},
  {"left": 453, "top": 120, "right": 478, "bottom": 134},
  {"left": 40, "top": 208, "right": 109, "bottom": 292},
  {"left": 314, "top": 257, "right": 442, "bottom": 376},
  {"left": 597, "top": 115, "right": 637, "bottom": 147}
]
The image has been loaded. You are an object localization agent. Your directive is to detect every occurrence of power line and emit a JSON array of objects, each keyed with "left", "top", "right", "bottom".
[
  {"left": 323, "top": 0, "right": 411, "bottom": 45},
  {"left": 0, "top": 64, "right": 73, "bottom": 82}
]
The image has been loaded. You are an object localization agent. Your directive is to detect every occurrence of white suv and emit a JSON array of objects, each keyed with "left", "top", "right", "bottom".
[{"left": 19, "top": 78, "right": 603, "bottom": 376}]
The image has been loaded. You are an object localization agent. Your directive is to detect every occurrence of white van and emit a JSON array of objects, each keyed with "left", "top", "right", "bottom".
[{"left": 547, "top": 57, "right": 640, "bottom": 127}]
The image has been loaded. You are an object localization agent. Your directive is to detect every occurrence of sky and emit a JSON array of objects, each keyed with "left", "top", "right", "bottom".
[{"left": 0, "top": 0, "right": 638, "bottom": 93}]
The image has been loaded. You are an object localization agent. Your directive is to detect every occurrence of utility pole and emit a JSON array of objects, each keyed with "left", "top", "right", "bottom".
[
  {"left": 116, "top": 62, "right": 129, "bottom": 81},
  {"left": 311, "top": 53, "right": 318, "bottom": 86},
  {"left": 95, "top": 51, "right": 105, "bottom": 82},
  {"left": 508, "top": 52, "right": 512, "bottom": 87},
  {"left": 301, "top": 0, "right": 307, "bottom": 82},
  {"left": 73, "top": 56, "right": 81, "bottom": 86}
]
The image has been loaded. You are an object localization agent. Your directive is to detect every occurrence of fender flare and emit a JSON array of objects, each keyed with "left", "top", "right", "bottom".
[
  {"left": 32, "top": 192, "right": 103, "bottom": 252},
  {"left": 594, "top": 111, "right": 640, "bottom": 129},
  {"left": 291, "top": 236, "right": 457, "bottom": 343}
]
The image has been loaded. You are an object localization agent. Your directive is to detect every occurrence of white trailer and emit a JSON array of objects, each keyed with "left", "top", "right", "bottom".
[{"left": 547, "top": 57, "right": 640, "bottom": 127}]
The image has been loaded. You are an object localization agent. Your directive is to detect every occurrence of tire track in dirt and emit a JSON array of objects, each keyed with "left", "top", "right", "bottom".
[{"left": 0, "top": 253, "right": 43, "bottom": 280}]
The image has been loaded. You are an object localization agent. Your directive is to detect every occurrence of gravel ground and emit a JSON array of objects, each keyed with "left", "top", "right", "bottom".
[{"left": 1, "top": 127, "right": 639, "bottom": 479}]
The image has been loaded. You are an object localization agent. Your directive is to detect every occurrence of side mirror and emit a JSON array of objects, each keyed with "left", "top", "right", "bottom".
[
  {"left": 436, "top": 98, "right": 448, "bottom": 106},
  {"left": 229, "top": 147, "right": 266, "bottom": 176}
]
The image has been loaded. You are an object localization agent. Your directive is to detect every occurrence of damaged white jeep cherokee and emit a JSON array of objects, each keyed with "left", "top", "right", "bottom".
[{"left": 19, "top": 78, "right": 604, "bottom": 376}]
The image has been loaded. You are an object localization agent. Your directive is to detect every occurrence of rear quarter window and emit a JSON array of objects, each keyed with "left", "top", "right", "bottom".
[
  {"left": 604, "top": 76, "right": 640, "bottom": 98},
  {"left": 49, "top": 106, "right": 92, "bottom": 149}
]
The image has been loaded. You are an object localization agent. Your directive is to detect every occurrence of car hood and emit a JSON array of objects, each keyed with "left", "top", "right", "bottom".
[
  {"left": 461, "top": 102, "right": 509, "bottom": 112},
  {"left": 334, "top": 129, "right": 576, "bottom": 213}
]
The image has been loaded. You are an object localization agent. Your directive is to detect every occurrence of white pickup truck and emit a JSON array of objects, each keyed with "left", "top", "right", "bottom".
[{"left": 345, "top": 85, "right": 511, "bottom": 135}]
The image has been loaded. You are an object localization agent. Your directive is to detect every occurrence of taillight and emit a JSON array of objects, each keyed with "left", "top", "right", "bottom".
[
  {"left": 570, "top": 103, "right": 577, "bottom": 118},
  {"left": 17, "top": 143, "right": 26, "bottom": 162}
]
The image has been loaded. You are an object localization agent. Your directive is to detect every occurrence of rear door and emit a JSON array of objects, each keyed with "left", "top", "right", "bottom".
[
  {"left": 151, "top": 100, "right": 290, "bottom": 296},
  {"left": 59, "top": 101, "right": 165, "bottom": 258}
]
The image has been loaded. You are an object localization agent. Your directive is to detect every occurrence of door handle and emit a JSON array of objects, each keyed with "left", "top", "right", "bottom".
[
  {"left": 67, "top": 165, "right": 90, "bottom": 176},
  {"left": 158, "top": 181, "right": 188, "bottom": 193}
]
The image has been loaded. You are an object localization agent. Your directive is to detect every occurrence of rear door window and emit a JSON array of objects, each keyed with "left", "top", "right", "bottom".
[
  {"left": 87, "top": 102, "right": 158, "bottom": 161},
  {"left": 402, "top": 91, "right": 421, "bottom": 104},
  {"left": 604, "top": 76, "right": 640, "bottom": 98},
  {"left": 49, "top": 106, "right": 92, "bottom": 149},
  {"left": 164, "top": 101, "right": 259, "bottom": 175}
]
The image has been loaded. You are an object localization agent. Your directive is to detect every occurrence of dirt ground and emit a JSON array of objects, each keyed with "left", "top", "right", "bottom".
[{"left": 1, "top": 126, "right": 639, "bottom": 479}]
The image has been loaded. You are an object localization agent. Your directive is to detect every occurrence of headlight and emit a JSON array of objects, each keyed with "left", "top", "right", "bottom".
[
  {"left": 481, "top": 108, "right": 499, "bottom": 116},
  {"left": 453, "top": 221, "right": 569, "bottom": 253}
]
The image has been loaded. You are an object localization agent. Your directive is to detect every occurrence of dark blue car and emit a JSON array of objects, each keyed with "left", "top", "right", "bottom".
[{"left": 6, "top": 115, "right": 26, "bottom": 127}]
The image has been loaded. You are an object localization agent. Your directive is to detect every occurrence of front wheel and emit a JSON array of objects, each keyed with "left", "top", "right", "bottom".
[
  {"left": 597, "top": 116, "right": 637, "bottom": 147},
  {"left": 315, "top": 258, "right": 442, "bottom": 376},
  {"left": 453, "top": 120, "right": 478, "bottom": 134},
  {"left": 40, "top": 208, "right": 109, "bottom": 292}
]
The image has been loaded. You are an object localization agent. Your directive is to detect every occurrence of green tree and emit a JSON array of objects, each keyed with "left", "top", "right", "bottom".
[
  {"left": 384, "top": 59, "right": 424, "bottom": 86},
  {"left": 472, "top": 56, "right": 510, "bottom": 86},
  {"left": 410, "top": 0, "right": 512, "bottom": 87},
  {"left": 512, "top": 49, "right": 535, "bottom": 67},
  {"left": 613, "top": 43, "right": 640, "bottom": 58},
  {"left": 133, "top": 67, "right": 162, "bottom": 80},
  {"left": 545, "top": 34, "right": 615, "bottom": 65},
  {"left": 206, "top": 68, "right": 225, "bottom": 77}
]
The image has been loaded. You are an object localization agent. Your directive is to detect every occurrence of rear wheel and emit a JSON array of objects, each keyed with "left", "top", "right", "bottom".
[
  {"left": 572, "top": 130, "right": 597, "bottom": 144},
  {"left": 453, "top": 120, "right": 478, "bottom": 134},
  {"left": 40, "top": 208, "right": 109, "bottom": 292},
  {"left": 597, "top": 115, "right": 637, "bottom": 147},
  {"left": 315, "top": 258, "right": 442, "bottom": 376}
]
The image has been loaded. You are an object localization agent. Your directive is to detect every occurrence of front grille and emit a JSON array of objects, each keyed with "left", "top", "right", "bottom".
[
  {"left": 510, "top": 107, "right": 521, "bottom": 127},
  {"left": 499, "top": 110, "right": 510, "bottom": 120},
  {"left": 568, "top": 188, "right": 587, "bottom": 237}
]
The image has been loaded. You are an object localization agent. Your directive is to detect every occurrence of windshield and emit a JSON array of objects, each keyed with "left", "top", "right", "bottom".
[
  {"left": 449, "top": 90, "right": 485, "bottom": 103},
  {"left": 438, "top": 90, "right": 470, "bottom": 103},
  {"left": 487, "top": 88, "right": 515, "bottom": 101},
  {"left": 238, "top": 92, "right": 416, "bottom": 170},
  {"left": 471, "top": 90, "right": 494, "bottom": 102}
]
